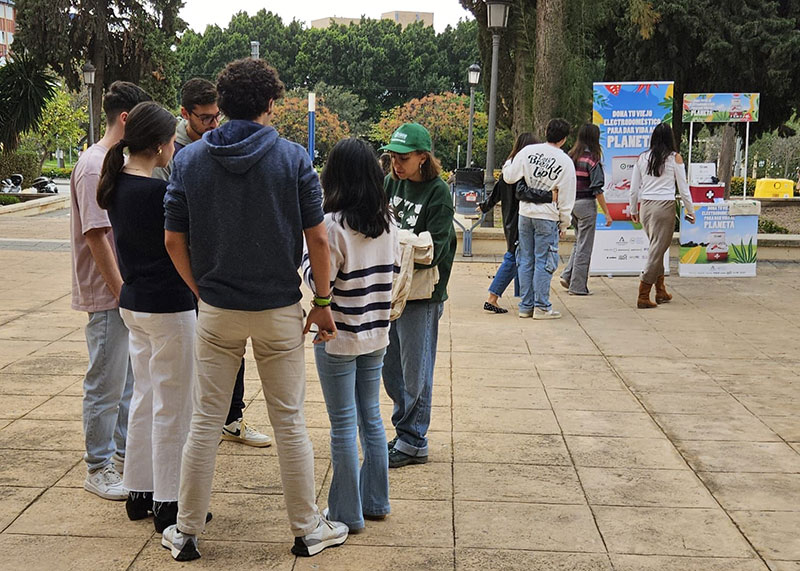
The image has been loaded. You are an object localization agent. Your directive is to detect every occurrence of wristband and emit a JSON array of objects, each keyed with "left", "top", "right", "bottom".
[{"left": 312, "top": 294, "right": 332, "bottom": 307}]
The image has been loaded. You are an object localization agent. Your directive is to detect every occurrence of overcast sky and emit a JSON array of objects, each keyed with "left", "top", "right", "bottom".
[{"left": 179, "top": 0, "right": 474, "bottom": 34}]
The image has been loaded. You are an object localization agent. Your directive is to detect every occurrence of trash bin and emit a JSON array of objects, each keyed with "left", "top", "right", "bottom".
[
  {"left": 452, "top": 168, "right": 485, "bottom": 216},
  {"left": 754, "top": 178, "right": 794, "bottom": 198}
]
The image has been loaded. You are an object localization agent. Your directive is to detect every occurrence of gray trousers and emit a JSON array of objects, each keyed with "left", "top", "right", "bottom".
[
  {"left": 640, "top": 199, "right": 676, "bottom": 284},
  {"left": 561, "top": 198, "right": 597, "bottom": 294}
]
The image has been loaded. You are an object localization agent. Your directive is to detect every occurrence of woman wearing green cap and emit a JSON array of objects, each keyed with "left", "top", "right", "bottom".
[{"left": 380, "top": 122, "right": 456, "bottom": 468}]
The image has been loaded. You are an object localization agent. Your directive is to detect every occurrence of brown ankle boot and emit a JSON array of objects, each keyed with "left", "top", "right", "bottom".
[
  {"left": 637, "top": 281, "right": 657, "bottom": 309},
  {"left": 655, "top": 275, "right": 672, "bottom": 304}
]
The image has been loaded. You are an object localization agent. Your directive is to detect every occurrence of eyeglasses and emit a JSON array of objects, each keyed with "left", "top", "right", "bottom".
[{"left": 190, "top": 111, "right": 222, "bottom": 125}]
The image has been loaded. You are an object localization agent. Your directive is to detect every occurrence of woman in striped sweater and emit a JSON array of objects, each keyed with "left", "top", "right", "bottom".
[{"left": 302, "top": 138, "right": 399, "bottom": 533}]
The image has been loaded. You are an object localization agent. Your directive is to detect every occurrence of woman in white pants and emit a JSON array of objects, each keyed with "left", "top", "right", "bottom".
[{"left": 97, "top": 101, "right": 199, "bottom": 532}]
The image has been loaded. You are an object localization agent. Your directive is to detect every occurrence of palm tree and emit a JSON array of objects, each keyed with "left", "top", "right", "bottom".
[{"left": 0, "top": 53, "right": 57, "bottom": 153}]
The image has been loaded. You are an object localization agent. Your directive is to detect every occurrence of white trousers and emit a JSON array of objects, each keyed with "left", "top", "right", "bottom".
[{"left": 120, "top": 308, "right": 195, "bottom": 501}]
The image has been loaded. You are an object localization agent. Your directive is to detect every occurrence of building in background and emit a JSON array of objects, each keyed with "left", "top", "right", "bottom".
[
  {"left": 380, "top": 11, "right": 433, "bottom": 28},
  {"left": 311, "top": 10, "right": 433, "bottom": 30},
  {"left": 0, "top": 0, "right": 15, "bottom": 65}
]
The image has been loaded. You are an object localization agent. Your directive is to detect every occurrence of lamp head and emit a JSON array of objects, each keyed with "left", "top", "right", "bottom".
[
  {"left": 468, "top": 63, "right": 481, "bottom": 86},
  {"left": 484, "top": 0, "right": 511, "bottom": 31},
  {"left": 82, "top": 61, "right": 96, "bottom": 87}
]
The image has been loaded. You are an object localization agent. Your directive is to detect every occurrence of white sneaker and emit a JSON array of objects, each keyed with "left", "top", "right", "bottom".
[
  {"left": 162, "top": 524, "right": 201, "bottom": 561},
  {"left": 221, "top": 418, "right": 272, "bottom": 447},
  {"left": 84, "top": 464, "right": 127, "bottom": 500},
  {"left": 291, "top": 516, "right": 349, "bottom": 557},
  {"left": 112, "top": 452, "right": 124, "bottom": 475},
  {"left": 533, "top": 308, "right": 562, "bottom": 320}
]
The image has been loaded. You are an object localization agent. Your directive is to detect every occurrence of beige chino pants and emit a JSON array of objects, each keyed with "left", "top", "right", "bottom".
[{"left": 177, "top": 301, "right": 319, "bottom": 536}]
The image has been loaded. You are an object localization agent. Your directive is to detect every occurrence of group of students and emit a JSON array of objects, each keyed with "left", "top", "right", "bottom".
[
  {"left": 480, "top": 119, "right": 694, "bottom": 318},
  {"left": 70, "top": 57, "right": 455, "bottom": 562}
]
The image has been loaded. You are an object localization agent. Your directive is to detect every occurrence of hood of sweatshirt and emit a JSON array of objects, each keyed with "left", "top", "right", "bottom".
[
  {"left": 175, "top": 118, "right": 194, "bottom": 149},
  {"left": 203, "top": 120, "right": 278, "bottom": 175}
]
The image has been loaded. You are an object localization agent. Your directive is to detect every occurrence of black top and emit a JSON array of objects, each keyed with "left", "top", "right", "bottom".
[
  {"left": 108, "top": 173, "right": 195, "bottom": 313},
  {"left": 479, "top": 177, "right": 519, "bottom": 254}
]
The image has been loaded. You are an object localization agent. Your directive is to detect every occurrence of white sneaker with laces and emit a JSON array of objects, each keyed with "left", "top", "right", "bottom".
[
  {"left": 221, "top": 417, "right": 272, "bottom": 447},
  {"left": 162, "top": 524, "right": 201, "bottom": 561},
  {"left": 291, "top": 516, "right": 349, "bottom": 557},
  {"left": 84, "top": 464, "right": 127, "bottom": 500},
  {"left": 533, "top": 308, "right": 562, "bottom": 320}
]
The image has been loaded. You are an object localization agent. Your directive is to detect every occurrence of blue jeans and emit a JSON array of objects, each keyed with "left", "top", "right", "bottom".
[
  {"left": 82, "top": 309, "right": 134, "bottom": 472},
  {"left": 517, "top": 216, "right": 560, "bottom": 313},
  {"left": 382, "top": 301, "right": 443, "bottom": 457},
  {"left": 314, "top": 345, "right": 390, "bottom": 530},
  {"left": 488, "top": 250, "right": 519, "bottom": 298}
]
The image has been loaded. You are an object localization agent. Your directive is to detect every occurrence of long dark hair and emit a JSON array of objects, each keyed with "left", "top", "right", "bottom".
[
  {"left": 646, "top": 122, "right": 677, "bottom": 177},
  {"left": 321, "top": 138, "right": 391, "bottom": 239},
  {"left": 507, "top": 132, "right": 538, "bottom": 161},
  {"left": 569, "top": 123, "right": 602, "bottom": 164},
  {"left": 97, "top": 102, "right": 176, "bottom": 209}
]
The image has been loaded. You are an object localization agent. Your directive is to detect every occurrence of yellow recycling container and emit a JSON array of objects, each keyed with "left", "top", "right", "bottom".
[{"left": 754, "top": 178, "right": 795, "bottom": 198}]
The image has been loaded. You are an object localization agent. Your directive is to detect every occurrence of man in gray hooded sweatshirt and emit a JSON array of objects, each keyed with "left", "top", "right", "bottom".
[{"left": 161, "top": 58, "right": 348, "bottom": 562}]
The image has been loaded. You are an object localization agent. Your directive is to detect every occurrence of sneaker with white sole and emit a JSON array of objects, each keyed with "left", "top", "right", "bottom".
[
  {"left": 221, "top": 418, "right": 272, "bottom": 447},
  {"left": 162, "top": 524, "right": 201, "bottom": 561},
  {"left": 519, "top": 310, "right": 533, "bottom": 318},
  {"left": 533, "top": 308, "right": 562, "bottom": 320},
  {"left": 84, "top": 464, "right": 127, "bottom": 500},
  {"left": 291, "top": 516, "right": 349, "bottom": 557}
]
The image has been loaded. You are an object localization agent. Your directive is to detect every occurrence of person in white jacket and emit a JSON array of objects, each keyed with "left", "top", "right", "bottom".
[
  {"left": 629, "top": 122, "right": 695, "bottom": 309},
  {"left": 502, "top": 118, "right": 576, "bottom": 319}
]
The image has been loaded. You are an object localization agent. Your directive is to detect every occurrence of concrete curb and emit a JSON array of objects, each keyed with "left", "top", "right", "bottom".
[
  {"left": 0, "top": 194, "right": 69, "bottom": 217},
  {"left": 454, "top": 226, "right": 800, "bottom": 261}
]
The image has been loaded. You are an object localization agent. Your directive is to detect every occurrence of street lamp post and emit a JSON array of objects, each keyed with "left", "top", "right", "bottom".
[
  {"left": 483, "top": 0, "right": 511, "bottom": 192},
  {"left": 466, "top": 63, "right": 481, "bottom": 168},
  {"left": 82, "top": 61, "right": 96, "bottom": 146}
]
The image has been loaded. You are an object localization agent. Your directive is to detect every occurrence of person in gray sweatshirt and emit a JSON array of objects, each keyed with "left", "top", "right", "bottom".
[
  {"left": 160, "top": 58, "right": 348, "bottom": 561},
  {"left": 154, "top": 78, "right": 271, "bottom": 449}
]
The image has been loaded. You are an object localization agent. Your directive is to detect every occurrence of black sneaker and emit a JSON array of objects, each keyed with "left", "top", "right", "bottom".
[
  {"left": 483, "top": 301, "right": 508, "bottom": 314},
  {"left": 387, "top": 436, "right": 397, "bottom": 450},
  {"left": 154, "top": 501, "right": 212, "bottom": 533},
  {"left": 388, "top": 447, "right": 428, "bottom": 468},
  {"left": 126, "top": 491, "right": 153, "bottom": 521}
]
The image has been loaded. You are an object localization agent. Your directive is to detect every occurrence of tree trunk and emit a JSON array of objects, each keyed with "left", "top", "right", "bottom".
[
  {"left": 718, "top": 123, "right": 736, "bottom": 199},
  {"left": 90, "top": 0, "right": 108, "bottom": 144},
  {"left": 531, "top": 0, "right": 565, "bottom": 139},
  {"left": 511, "top": 1, "right": 535, "bottom": 138}
]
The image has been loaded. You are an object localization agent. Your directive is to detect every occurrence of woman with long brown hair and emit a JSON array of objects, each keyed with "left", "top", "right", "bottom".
[
  {"left": 560, "top": 123, "right": 614, "bottom": 296},
  {"left": 629, "top": 122, "right": 695, "bottom": 308},
  {"left": 478, "top": 132, "right": 538, "bottom": 313}
]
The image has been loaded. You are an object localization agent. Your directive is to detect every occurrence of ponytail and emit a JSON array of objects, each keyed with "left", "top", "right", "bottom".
[{"left": 96, "top": 140, "right": 127, "bottom": 210}]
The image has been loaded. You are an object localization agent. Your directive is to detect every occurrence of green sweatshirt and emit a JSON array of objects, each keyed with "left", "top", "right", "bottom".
[{"left": 385, "top": 175, "right": 456, "bottom": 304}]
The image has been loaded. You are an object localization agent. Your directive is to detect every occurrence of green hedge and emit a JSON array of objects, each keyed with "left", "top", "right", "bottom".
[
  {"left": 729, "top": 177, "right": 756, "bottom": 196},
  {"left": 41, "top": 166, "right": 73, "bottom": 179},
  {"left": 0, "top": 151, "right": 41, "bottom": 187},
  {"left": 0, "top": 195, "right": 21, "bottom": 205}
]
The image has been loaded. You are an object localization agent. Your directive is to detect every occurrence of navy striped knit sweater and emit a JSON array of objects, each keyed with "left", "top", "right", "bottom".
[{"left": 302, "top": 212, "right": 400, "bottom": 356}]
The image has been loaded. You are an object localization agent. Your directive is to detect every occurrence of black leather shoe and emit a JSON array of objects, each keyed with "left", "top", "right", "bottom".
[{"left": 388, "top": 447, "right": 428, "bottom": 468}]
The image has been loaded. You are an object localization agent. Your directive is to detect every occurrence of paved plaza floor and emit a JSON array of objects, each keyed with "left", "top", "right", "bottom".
[{"left": 0, "top": 214, "right": 798, "bottom": 570}]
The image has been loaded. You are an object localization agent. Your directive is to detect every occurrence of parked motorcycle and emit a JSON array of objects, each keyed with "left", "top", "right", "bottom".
[
  {"left": 31, "top": 176, "right": 58, "bottom": 194},
  {"left": 0, "top": 174, "right": 23, "bottom": 193}
]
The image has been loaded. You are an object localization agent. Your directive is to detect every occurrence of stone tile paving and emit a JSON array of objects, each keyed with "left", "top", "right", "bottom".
[{"left": 0, "top": 215, "right": 798, "bottom": 570}]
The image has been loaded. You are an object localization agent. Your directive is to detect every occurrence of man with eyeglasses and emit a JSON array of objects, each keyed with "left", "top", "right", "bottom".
[{"left": 154, "top": 78, "right": 271, "bottom": 449}]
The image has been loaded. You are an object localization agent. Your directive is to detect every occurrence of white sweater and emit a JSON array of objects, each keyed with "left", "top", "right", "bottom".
[
  {"left": 302, "top": 212, "right": 400, "bottom": 356},
  {"left": 629, "top": 151, "right": 694, "bottom": 214},
  {"left": 501, "top": 142, "right": 577, "bottom": 230}
]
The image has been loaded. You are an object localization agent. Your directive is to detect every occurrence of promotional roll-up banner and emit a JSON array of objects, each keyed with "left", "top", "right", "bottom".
[{"left": 590, "top": 81, "right": 674, "bottom": 276}]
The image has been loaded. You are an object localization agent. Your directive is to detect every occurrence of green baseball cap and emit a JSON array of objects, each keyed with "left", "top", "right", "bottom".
[{"left": 380, "top": 123, "right": 432, "bottom": 153}]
